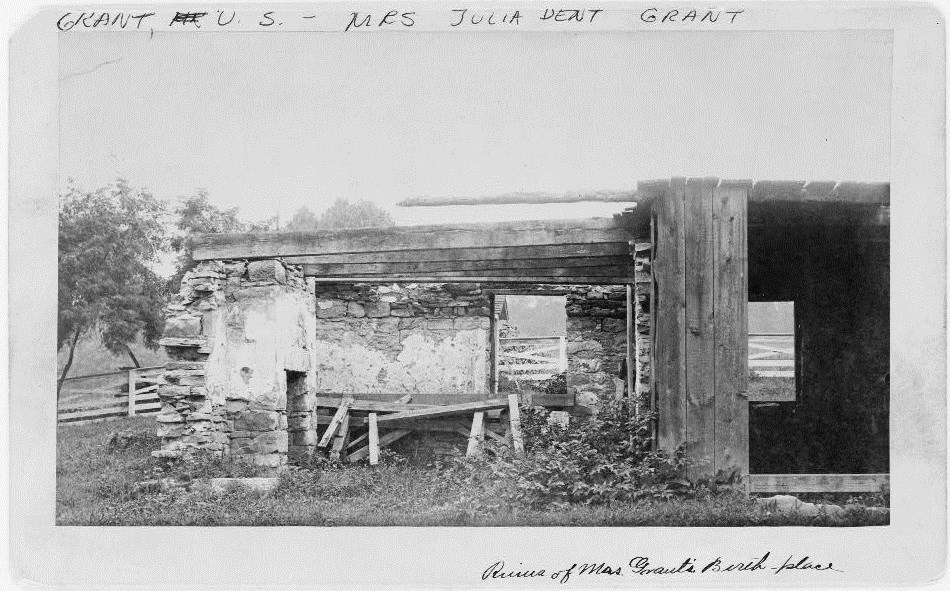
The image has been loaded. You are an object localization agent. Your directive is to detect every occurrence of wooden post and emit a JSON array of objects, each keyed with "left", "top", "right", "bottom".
[
  {"left": 127, "top": 369, "right": 136, "bottom": 417},
  {"left": 330, "top": 414, "right": 351, "bottom": 461},
  {"left": 652, "top": 178, "right": 687, "bottom": 454},
  {"left": 466, "top": 412, "right": 485, "bottom": 457},
  {"left": 318, "top": 397, "right": 353, "bottom": 447},
  {"left": 684, "top": 178, "right": 717, "bottom": 479},
  {"left": 625, "top": 282, "right": 636, "bottom": 414},
  {"left": 557, "top": 336, "right": 567, "bottom": 373},
  {"left": 491, "top": 306, "right": 501, "bottom": 396},
  {"left": 507, "top": 394, "right": 524, "bottom": 456},
  {"left": 368, "top": 413, "right": 380, "bottom": 465},
  {"left": 713, "top": 180, "right": 749, "bottom": 482}
]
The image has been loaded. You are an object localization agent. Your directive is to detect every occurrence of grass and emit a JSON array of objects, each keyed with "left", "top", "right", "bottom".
[{"left": 57, "top": 416, "right": 889, "bottom": 527}]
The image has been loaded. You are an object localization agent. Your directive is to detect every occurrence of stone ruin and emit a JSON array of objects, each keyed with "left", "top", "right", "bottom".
[{"left": 154, "top": 249, "right": 653, "bottom": 467}]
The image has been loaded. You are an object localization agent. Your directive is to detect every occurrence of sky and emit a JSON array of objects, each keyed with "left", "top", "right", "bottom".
[{"left": 58, "top": 29, "right": 892, "bottom": 226}]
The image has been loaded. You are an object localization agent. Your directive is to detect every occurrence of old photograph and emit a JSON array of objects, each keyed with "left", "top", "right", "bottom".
[
  {"left": 50, "top": 14, "right": 895, "bottom": 528},
  {"left": 8, "top": 2, "right": 948, "bottom": 587}
]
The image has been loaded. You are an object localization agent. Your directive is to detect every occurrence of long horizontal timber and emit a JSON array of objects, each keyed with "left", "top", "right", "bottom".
[
  {"left": 376, "top": 398, "right": 510, "bottom": 423},
  {"left": 398, "top": 189, "right": 639, "bottom": 207},
  {"left": 296, "top": 255, "right": 630, "bottom": 275},
  {"left": 304, "top": 265, "right": 634, "bottom": 281},
  {"left": 284, "top": 242, "right": 631, "bottom": 265},
  {"left": 193, "top": 218, "right": 632, "bottom": 261},
  {"left": 748, "top": 473, "right": 889, "bottom": 493},
  {"left": 313, "top": 396, "right": 434, "bottom": 413},
  {"left": 307, "top": 274, "right": 633, "bottom": 285}
]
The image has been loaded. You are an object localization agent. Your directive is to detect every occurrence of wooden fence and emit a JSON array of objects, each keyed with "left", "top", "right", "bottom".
[
  {"left": 57, "top": 366, "right": 164, "bottom": 425},
  {"left": 497, "top": 336, "right": 567, "bottom": 383}
]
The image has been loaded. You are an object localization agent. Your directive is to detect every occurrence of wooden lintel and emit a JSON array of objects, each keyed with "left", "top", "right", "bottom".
[
  {"left": 304, "top": 265, "right": 634, "bottom": 281},
  {"left": 193, "top": 218, "right": 631, "bottom": 261},
  {"left": 296, "top": 255, "right": 630, "bottom": 275},
  {"left": 283, "top": 242, "right": 631, "bottom": 265},
  {"left": 307, "top": 274, "right": 634, "bottom": 285}
]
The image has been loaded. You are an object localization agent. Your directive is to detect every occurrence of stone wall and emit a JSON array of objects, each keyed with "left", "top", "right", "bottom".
[
  {"left": 155, "top": 259, "right": 314, "bottom": 470},
  {"left": 309, "top": 283, "right": 492, "bottom": 398},
  {"left": 564, "top": 285, "right": 629, "bottom": 412},
  {"left": 633, "top": 244, "right": 653, "bottom": 407}
]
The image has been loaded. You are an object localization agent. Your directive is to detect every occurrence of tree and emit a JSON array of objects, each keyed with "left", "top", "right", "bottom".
[
  {"left": 58, "top": 180, "right": 168, "bottom": 398},
  {"left": 169, "top": 190, "right": 281, "bottom": 287},
  {"left": 284, "top": 199, "right": 394, "bottom": 231},
  {"left": 168, "top": 189, "right": 246, "bottom": 288}
]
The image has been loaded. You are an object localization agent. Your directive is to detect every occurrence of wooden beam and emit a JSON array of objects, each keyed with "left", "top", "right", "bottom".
[
  {"left": 653, "top": 178, "right": 687, "bottom": 454},
  {"left": 749, "top": 473, "right": 889, "bottom": 493},
  {"left": 317, "top": 397, "right": 353, "bottom": 447},
  {"left": 313, "top": 396, "right": 433, "bottom": 413},
  {"left": 193, "top": 218, "right": 632, "bottom": 261},
  {"left": 304, "top": 265, "right": 634, "bottom": 280},
  {"left": 298, "top": 256, "right": 630, "bottom": 275},
  {"left": 466, "top": 412, "right": 485, "bottom": 457},
  {"left": 685, "top": 178, "right": 716, "bottom": 479},
  {"left": 713, "top": 181, "right": 750, "bottom": 481},
  {"left": 307, "top": 274, "right": 634, "bottom": 285},
  {"left": 397, "top": 189, "right": 639, "bottom": 207},
  {"left": 329, "top": 414, "right": 351, "bottom": 461},
  {"left": 368, "top": 413, "right": 379, "bottom": 465},
  {"left": 507, "top": 394, "right": 525, "bottom": 456},
  {"left": 284, "top": 242, "right": 631, "bottom": 265},
  {"left": 626, "top": 282, "right": 635, "bottom": 414},
  {"left": 375, "top": 398, "right": 509, "bottom": 423}
]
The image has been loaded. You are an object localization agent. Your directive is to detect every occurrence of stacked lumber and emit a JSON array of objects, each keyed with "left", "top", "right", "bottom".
[{"left": 314, "top": 394, "right": 525, "bottom": 465}]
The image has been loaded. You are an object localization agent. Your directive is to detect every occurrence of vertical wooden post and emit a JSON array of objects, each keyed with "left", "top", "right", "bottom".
[
  {"left": 713, "top": 180, "right": 749, "bottom": 481},
  {"left": 557, "top": 336, "right": 567, "bottom": 373},
  {"left": 625, "top": 282, "right": 636, "bottom": 414},
  {"left": 467, "top": 411, "right": 485, "bottom": 457},
  {"left": 507, "top": 394, "right": 524, "bottom": 456},
  {"left": 490, "top": 302, "right": 500, "bottom": 396},
  {"left": 684, "top": 178, "right": 717, "bottom": 479},
  {"left": 127, "top": 369, "right": 136, "bottom": 417},
  {"left": 652, "top": 178, "right": 687, "bottom": 453},
  {"left": 368, "top": 413, "right": 380, "bottom": 465}
]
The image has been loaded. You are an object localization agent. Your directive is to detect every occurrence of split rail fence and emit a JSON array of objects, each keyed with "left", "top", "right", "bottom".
[
  {"left": 497, "top": 336, "right": 567, "bottom": 383},
  {"left": 57, "top": 366, "right": 164, "bottom": 425}
]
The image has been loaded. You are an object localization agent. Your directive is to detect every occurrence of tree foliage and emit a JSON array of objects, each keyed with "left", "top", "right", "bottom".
[
  {"left": 58, "top": 180, "right": 168, "bottom": 395},
  {"left": 284, "top": 198, "right": 394, "bottom": 231},
  {"left": 168, "top": 189, "right": 279, "bottom": 287}
]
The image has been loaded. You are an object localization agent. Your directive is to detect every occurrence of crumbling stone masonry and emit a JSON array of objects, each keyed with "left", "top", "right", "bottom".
[
  {"left": 308, "top": 283, "right": 492, "bottom": 397},
  {"left": 155, "top": 259, "right": 314, "bottom": 469},
  {"left": 155, "top": 260, "right": 646, "bottom": 464},
  {"left": 633, "top": 244, "right": 653, "bottom": 407}
]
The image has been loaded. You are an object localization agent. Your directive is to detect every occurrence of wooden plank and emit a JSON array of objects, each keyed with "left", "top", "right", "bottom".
[
  {"left": 193, "top": 218, "right": 632, "bottom": 261},
  {"left": 713, "top": 180, "right": 750, "bottom": 481},
  {"left": 396, "top": 394, "right": 412, "bottom": 404},
  {"left": 128, "top": 371, "right": 136, "bottom": 416},
  {"left": 685, "top": 177, "right": 717, "bottom": 479},
  {"left": 653, "top": 178, "right": 687, "bottom": 453},
  {"left": 348, "top": 429, "right": 410, "bottom": 462},
  {"left": 329, "top": 414, "right": 351, "bottom": 461},
  {"left": 376, "top": 398, "right": 509, "bottom": 423},
  {"left": 466, "top": 412, "right": 485, "bottom": 457},
  {"left": 285, "top": 242, "right": 631, "bottom": 265},
  {"left": 313, "top": 396, "right": 433, "bottom": 413},
  {"left": 299, "top": 256, "right": 630, "bottom": 275},
  {"left": 508, "top": 394, "right": 524, "bottom": 456},
  {"left": 303, "top": 268, "right": 635, "bottom": 281},
  {"left": 307, "top": 275, "right": 634, "bottom": 285},
  {"left": 318, "top": 397, "right": 353, "bottom": 447},
  {"left": 497, "top": 363, "right": 560, "bottom": 371},
  {"left": 626, "top": 282, "right": 636, "bottom": 413},
  {"left": 58, "top": 398, "right": 132, "bottom": 414},
  {"left": 749, "top": 473, "right": 889, "bottom": 493},
  {"left": 747, "top": 388, "right": 795, "bottom": 403},
  {"left": 397, "top": 189, "right": 639, "bottom": 207},
  {"left": 368, "top": 413, "right": 380, "bottom": 465}
]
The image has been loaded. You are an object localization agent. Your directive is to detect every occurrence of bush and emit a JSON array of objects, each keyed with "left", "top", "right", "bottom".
[{"left": 439, "top": 397, "right": 693, "bottom": 511}]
